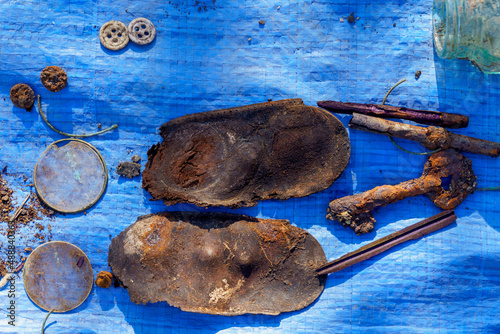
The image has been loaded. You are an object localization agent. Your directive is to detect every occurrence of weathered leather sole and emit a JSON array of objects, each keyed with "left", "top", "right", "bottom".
[
  {"left": 108, "top": 212, "right": 327, "bottom": 315},
  {"left": 143, "top": 99, "right": 350, "bottom": 208}
]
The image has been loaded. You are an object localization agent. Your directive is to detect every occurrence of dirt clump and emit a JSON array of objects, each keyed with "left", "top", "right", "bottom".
[
  {"left": 347, "top": 13, "right": 356, "bottom": 23},
  {"left": 117, "top": 162, "right": 141, "bottom": 179},
  {"left": 0, "top": 173, "right": 55, "bottom": 267}
]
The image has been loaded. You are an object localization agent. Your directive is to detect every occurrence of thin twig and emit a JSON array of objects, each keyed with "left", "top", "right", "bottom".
[
  {"left": 316, "top": 100, "right": 468, "bottom": 128},
  {"left": 9, "top": 193, "right": 31, "bottom": 223}
]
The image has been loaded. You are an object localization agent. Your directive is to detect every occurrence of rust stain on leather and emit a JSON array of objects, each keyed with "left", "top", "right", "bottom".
[
  {"left": 142, "top": 99, "right": 350, "bottom": 208},
  {"left": 108, "top": 212, "right": 327, "bottom": 315}
]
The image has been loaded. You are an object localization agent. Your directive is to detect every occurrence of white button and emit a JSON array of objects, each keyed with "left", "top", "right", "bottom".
[
  {"left": 128, "top": 18, "right": 156, "bottom": 45},
  {"left": 99, "top": 20, "right": 129, "bottom": 51}
]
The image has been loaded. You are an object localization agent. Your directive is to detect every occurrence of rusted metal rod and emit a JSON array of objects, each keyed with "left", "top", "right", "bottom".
[
  {"left": 327, "top": 149, "right": 475, "bottom": 234},
  {"left": 317, "top": 100, "right": 469, "bottom": 128},
  {"left": 349, "top": 113, "right": 500, "bottom": 157},
  {"left": 317, "top": 210, "right": 457, "bottom": 275}
]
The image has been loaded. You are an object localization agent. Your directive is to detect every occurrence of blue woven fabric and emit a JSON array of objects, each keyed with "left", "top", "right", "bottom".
[{"left": 1, "top": 0, "right": 500, "bottom": 333}]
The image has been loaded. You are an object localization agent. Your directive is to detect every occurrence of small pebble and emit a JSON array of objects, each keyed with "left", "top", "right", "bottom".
[
  {"left": 259, "top": 19, "right": 265, "bottom": 25},
  {"left": 415, "top": 70, "right": 422, "bottom": 80},
  {"left": 339, "top": 17, "right": 344, "bottom": 23},
  {"left": 1, "top": 196, "right": 9, "bottom": 202},
  {"left": 248, "top": 37, "right": 252, "bottom": 41},
  {"left": 131, "top": 155, "right": 141, "bottom": 163},
  {"left": 347, "top": 13, "right": 355, "bottom": 23}
]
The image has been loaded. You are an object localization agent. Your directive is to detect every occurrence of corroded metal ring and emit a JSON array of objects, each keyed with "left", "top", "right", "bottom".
[{"left": 23, "top": 241, "right": 93, "bottom": 313}]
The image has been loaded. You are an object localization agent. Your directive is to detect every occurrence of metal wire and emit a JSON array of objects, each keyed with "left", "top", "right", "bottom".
[
  {"left": 382, "top": 79, "right": 441, "bottom": 156},
  {"left": 41, "top": 309, "right": 54, "bottom": 334},
  {"left": 37, "top": 95, "right": 118, "bottom": 138}
]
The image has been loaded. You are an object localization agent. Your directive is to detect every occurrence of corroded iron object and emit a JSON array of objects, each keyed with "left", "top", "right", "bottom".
[
  {"left": 317, "top": 100, "right": 469, "bottom": 128},
  {"left": 10, "top": 83, "right": 35, "bottom": 110},
  {"left": 108, "top": 212, "right": 327, "bottom": 315},
  {"left": 40, "top": 66, "right": 67, "bottom": 92},
  {"left": 318, "top": 211, "right": 457, "bottom": 275},
  {"left": 143, "top": 99, "right": 350, "bottom": 208},
  {"left": 327, "top": 149, "right": 476, "bottom": 234},
  {"left": 95, "top": 271, "right": 114, "bottom": 288},
  {"left": 349, "top": 113, "right": 500, "bottom": 157}
]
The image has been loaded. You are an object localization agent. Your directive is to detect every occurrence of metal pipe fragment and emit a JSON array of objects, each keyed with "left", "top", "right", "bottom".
[
  {"left": 317, "top": 100, "right": 469, "bottom": 128},
  {"left": 349, "top": 113, "right": 500, "bottom": 157},
  {"left": 317, "top": 210, "right": 457, "bottom": 275}
]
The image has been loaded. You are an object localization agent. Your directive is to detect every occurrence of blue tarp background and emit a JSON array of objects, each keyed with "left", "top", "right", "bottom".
[{"left": 1, "top": 0, "right": 500, "bottom": 333}]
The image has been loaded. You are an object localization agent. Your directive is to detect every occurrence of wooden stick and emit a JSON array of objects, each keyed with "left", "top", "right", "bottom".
[
  {"left": 349, "top": 113, "right": 500, "bottom": 157},
  {"left": 9, "top": 193, "right": 31, "bottom": 223},
  {"left": 317, "top": 100, "right": 469, "bottom": 129}
]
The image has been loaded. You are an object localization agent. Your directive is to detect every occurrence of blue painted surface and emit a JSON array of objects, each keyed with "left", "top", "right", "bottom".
[{"left": 0, "top": 0, "right": 499, "bottom": 333}]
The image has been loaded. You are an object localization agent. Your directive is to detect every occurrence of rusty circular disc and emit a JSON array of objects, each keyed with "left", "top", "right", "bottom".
[
  {"left": 23, "top": 241, "right": 93, "bottom": 313},
  {"left": 34, "top": 138, "right": 108, "bottom": 213}
]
